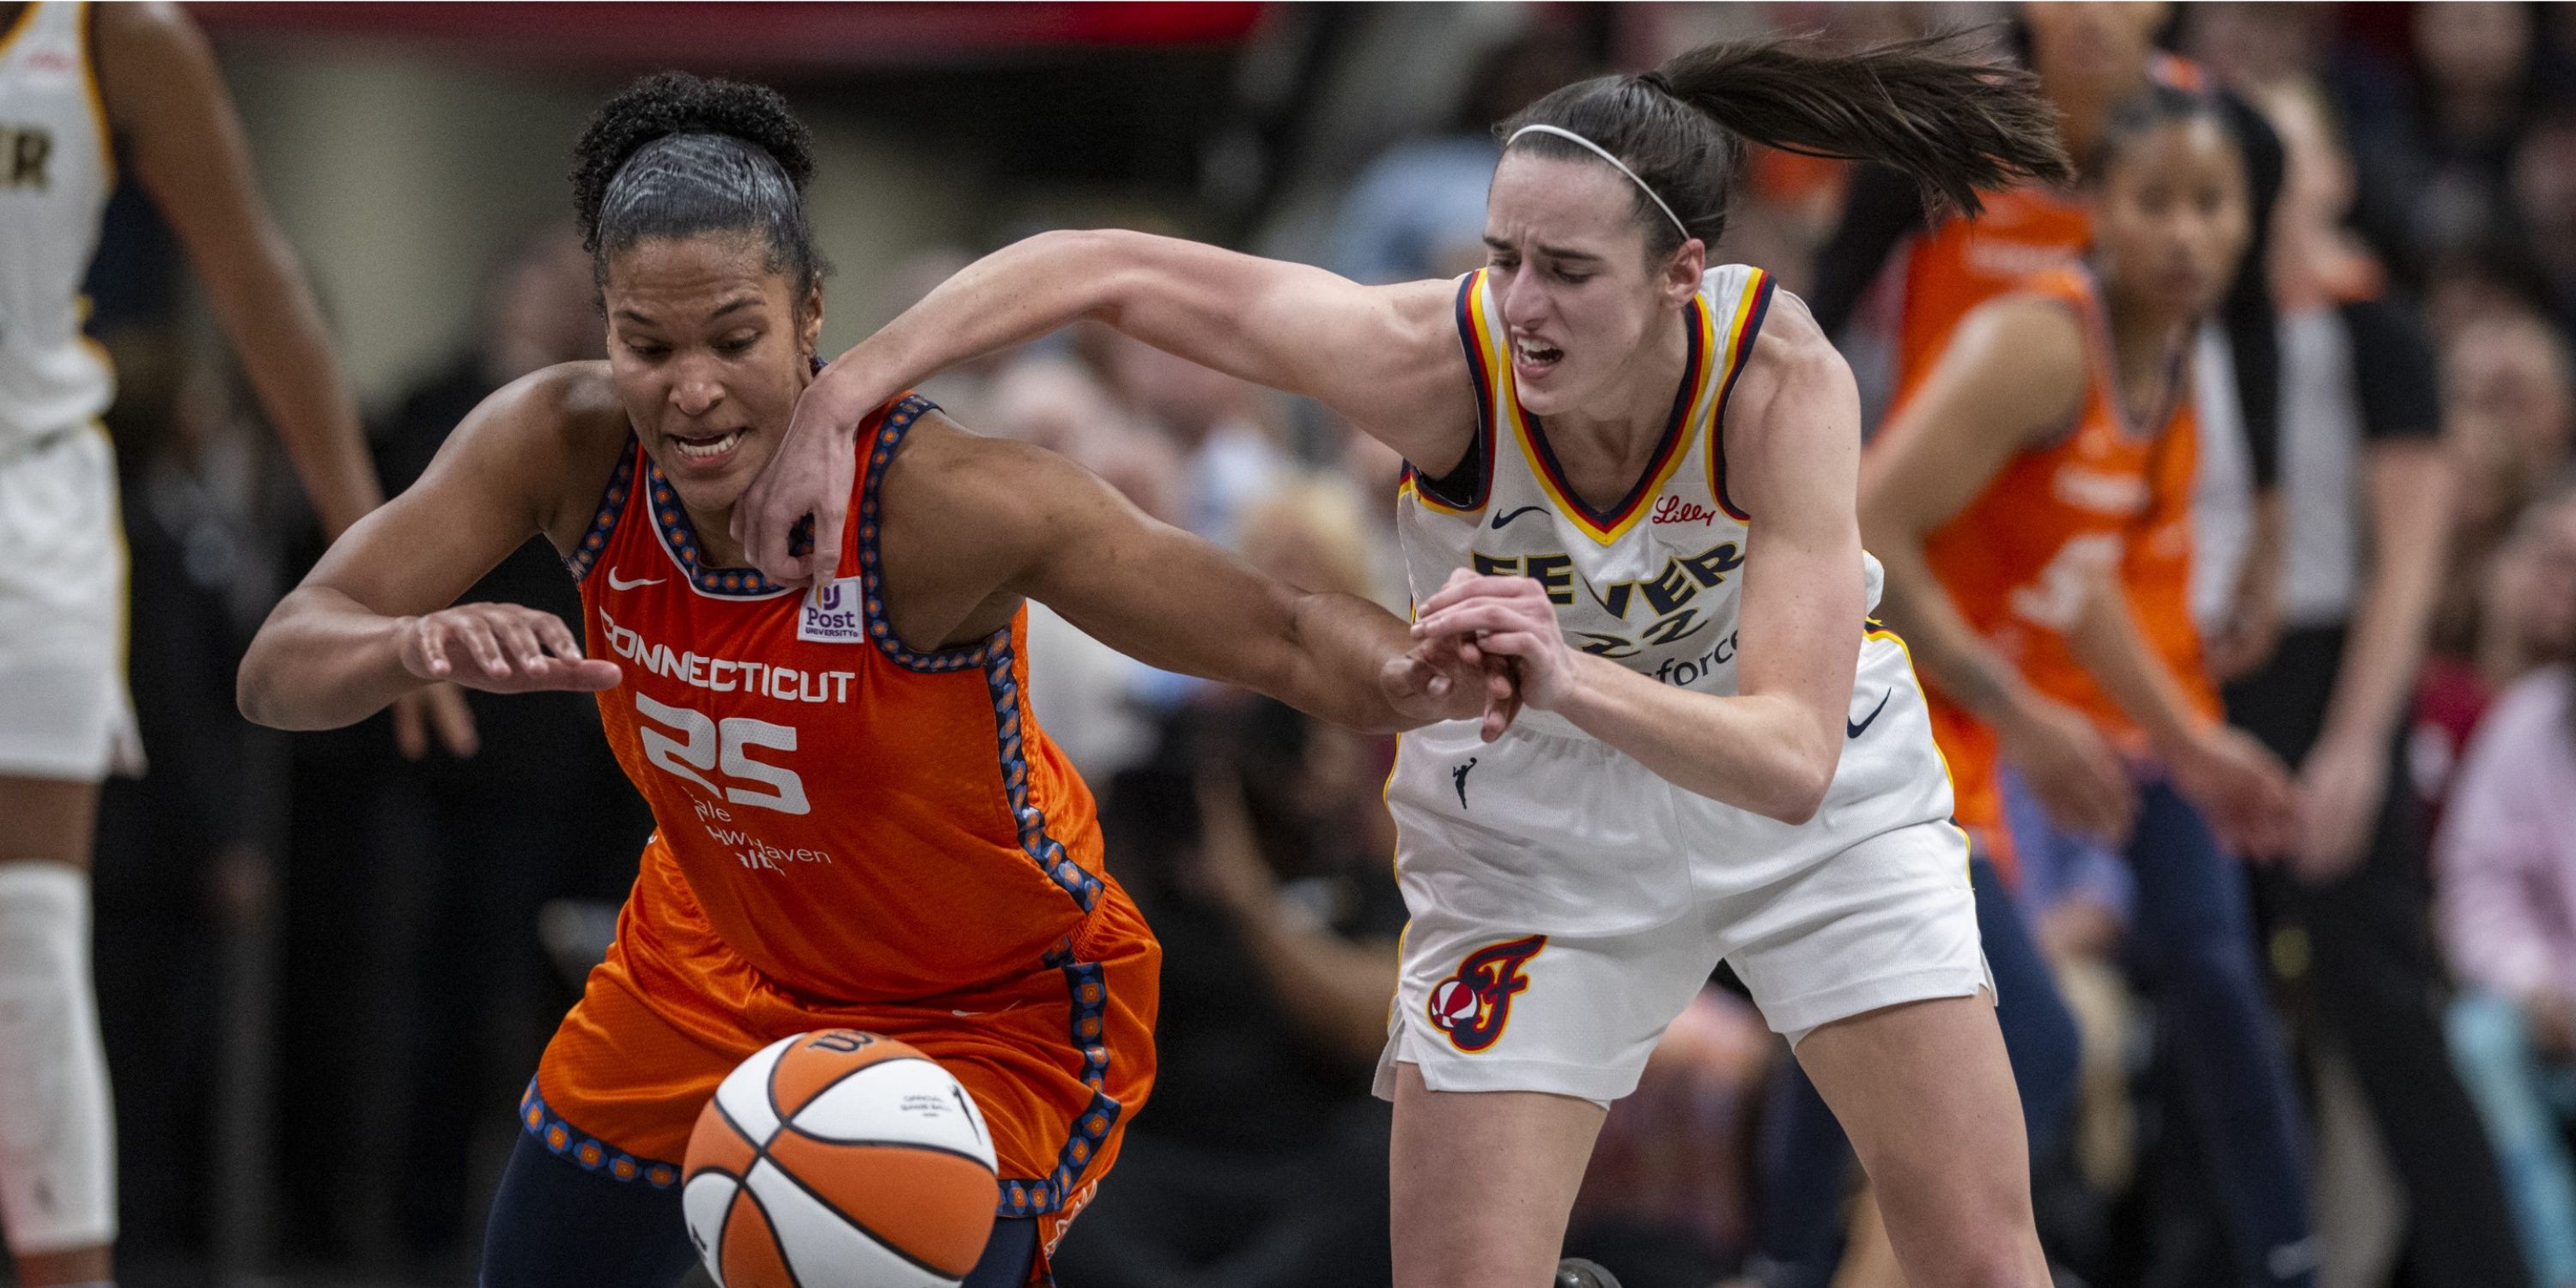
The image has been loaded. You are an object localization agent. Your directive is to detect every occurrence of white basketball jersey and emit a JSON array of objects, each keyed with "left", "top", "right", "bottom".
[
  {"left": 0, "top": 1, "right": 114, "bottom": 452},
  {"left": 1398, "top": 264, "right": 1884, "bottom": 738}
]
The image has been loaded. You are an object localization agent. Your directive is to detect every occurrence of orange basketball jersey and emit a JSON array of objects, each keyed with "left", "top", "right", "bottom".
[
  {"left": 574, "top": 396, "right": 1110, "bottom": 1002},
  {"left": 532, "top": 395, "right": 1157, "bottom": 1266},
  {"left": 1899, "top": 270, "right": 2211, "bottom": 851},
  {"left": 1891, "top": 54, "right": 2212, "bottom": 410}
]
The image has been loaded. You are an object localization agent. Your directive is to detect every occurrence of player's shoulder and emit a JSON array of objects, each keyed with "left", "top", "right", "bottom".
[
  {"left": 1729, "top": 283, "right": 1846, "bottom": 410},
  {"left": 1952, "top": 285, "right": 2088, "bottom": 375},
  {"left": 1379, "top": 275, "right": 1467, "bottom": 333},
  {"left": 887, "top": 406, "right": 1098, "bottom": 523},
  {"left": 439, "top": 361, "right": 632, "bottom": 525},
  {"left": 480, "top": 361, "right": 631, "bottom": 465}
]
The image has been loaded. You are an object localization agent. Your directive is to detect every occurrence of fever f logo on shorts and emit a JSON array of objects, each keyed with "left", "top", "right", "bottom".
[{"left": 1426, "top": 934, "right": 1546, "bottom": 1053}]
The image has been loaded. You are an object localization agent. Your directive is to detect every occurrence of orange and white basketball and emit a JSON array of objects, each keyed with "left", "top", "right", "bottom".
[{"left": 682, "top": 1030, "right": 999, "bottom": 1288}]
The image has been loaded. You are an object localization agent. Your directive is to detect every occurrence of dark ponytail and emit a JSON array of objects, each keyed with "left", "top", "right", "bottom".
[
  {"left": 1501, "top": 32, "right": 2073, "bottom": 258},
  {"left": 571, "top": 71, "right": 826, "bottom": 302}
]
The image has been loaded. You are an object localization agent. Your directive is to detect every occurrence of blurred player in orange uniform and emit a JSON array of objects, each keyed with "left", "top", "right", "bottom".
[
  {"left": 1862, "top": 88, "right": 2318, "bottom": 1288},
  {"left": 238, "top": 73, "right": 1496, "bottom": 1288}
]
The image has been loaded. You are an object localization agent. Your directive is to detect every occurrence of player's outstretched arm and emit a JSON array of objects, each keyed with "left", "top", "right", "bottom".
[
  {"left": 238, "top": 369, "right": 625, "bottom": 731},
  {"left": 877, "top": 419, "right": 1499, "bottom": 735},
  {"left": 1858, "top": 293, "right": 2139, "bottom": 841},
  {"left": 739, "top": 230, "right": 1469, "bottom": 585},
  {"left": 97, "top": 3, "right": 383, "bottom": 540}
]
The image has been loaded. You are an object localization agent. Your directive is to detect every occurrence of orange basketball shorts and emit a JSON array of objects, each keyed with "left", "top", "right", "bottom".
[{"left": 520, "top": 872, "right": 1159, "bottom": 1271}]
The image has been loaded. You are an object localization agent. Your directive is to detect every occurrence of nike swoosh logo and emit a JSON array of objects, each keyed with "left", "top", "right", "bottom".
[
  {"left": 607, "top": 568, "right": 665, "bottom": 592},
  {"left": 1491, "top": 505, "right": 1548, "bottom": 530},
  {"left": 1847, "top": 689, "right": 1892, "bottom": 739}
]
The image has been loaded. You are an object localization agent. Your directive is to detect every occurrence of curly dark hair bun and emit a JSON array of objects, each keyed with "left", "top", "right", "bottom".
[
  {"left": 574, "top": 71, "right": 811, "bottom": 246},
  {"left": 571, "top": 71, "right": 826, "bottom": 297}
]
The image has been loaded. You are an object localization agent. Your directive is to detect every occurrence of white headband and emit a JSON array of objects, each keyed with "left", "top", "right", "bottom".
[{"left": 1506, "top": 124, "right": 1691, "bottom": 241}]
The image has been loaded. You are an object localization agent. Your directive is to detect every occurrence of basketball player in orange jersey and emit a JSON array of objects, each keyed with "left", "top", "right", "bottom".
[
  {"left": 0, "top": 6, "right": 447, "bottom": 1286},
  {"left": 235, "top": 74, "right": 1501, "bottom": 1288},
  {"left": 748, "top": 34, "right": 2078, "bottom": 1288},
  {"left": 1859, "top": 88, "right": 2319, "bottom": 1288},
  {"left": 1810, "top": 3, "right": 2292, "bottom": 677}
]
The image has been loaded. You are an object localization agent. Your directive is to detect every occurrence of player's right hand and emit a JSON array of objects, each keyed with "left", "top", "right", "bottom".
[
  {"left": 397, "top": 603, "right": 620, "bottom": 696},
  {"left": 1995, "top": 694, "right": 2137, "bottom": 844},
  {"left": 2170, "top": 723, "right": 2299, "bottom": 862}
]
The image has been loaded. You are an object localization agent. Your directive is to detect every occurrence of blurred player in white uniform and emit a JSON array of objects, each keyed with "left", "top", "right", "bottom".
[{"left": 0, "top": 5, "right": 419, "bottom": 1284}]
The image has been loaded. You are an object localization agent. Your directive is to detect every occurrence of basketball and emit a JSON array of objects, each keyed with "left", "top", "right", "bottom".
[{"left": 682, "top": 1030, "right": 999, "bottom": 1288}]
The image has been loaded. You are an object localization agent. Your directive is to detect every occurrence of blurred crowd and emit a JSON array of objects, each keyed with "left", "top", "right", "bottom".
[{"left": 60, "top": 4, "right": 2576, "bottom": 1288}]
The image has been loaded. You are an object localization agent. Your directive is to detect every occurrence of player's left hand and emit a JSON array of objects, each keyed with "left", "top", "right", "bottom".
[
  {"left": 2290, "top": 733, "right": 2386, "bottom": 884},
  {"left": 1409, "top": 570, "right": 1571, "bottom": 740}
]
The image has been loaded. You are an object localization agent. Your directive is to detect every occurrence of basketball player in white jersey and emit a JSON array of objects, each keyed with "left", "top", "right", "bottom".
[
  {"left": 0, "top": 5, "right": 408, "bottom": 1284},
  {"left": 744, "top": 34, "right": 2075, "bottom": 1288}
]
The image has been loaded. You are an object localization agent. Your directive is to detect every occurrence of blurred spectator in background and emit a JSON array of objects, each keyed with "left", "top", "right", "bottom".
[
  {"left": 2360, "top": 3, "right": 2562, "bottom": 281},
  {"left": 2432, "top": 310, "right": 2576, "bottom": 657},
  {"left": 2218, "top": 79, "right": 2531, "bottom": 1288},
  {"left": 1321, "top": 30, "right": 1591, "bottom": 285},
  {"left": 1053, "top": 485, "right": 1406, "bottom": 1288},
  {"left": 2512, "top": 112, "right": 2576, "bottom": 333},
  {"left": 2414, "top": 483, "right": 2576, "bottom": 831},
  {"left": 1081, "top": 325, "right": 1290, "bottom": 553},
  {"left": 90, "top": 350, "right": 276, "bottom": 1279},
  {"left": 270, "top": 228, "right": 653, "bottom": 1275},
  {"left": 2438, "top": 484, "right": 2576, "bottom": 1288}
]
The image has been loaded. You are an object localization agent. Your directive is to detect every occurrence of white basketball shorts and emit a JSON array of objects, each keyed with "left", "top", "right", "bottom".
[
  {"left": 1374, "top": 634, "right": 1990, "bottom": 1104},
  {"left": 0, "top": 424, "right": 138, "bottom": 782}
]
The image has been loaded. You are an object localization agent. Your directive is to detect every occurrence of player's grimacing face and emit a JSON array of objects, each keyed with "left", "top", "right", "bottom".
[
  {"left": 2090, "top": 118, "right": 2250, "bottom": 325},
  {"left": 603, "top": 234, "right": 823, "bottom": 514},
  {"left": 1482, "top": 154, "right": 1697, "bottom": 418}
]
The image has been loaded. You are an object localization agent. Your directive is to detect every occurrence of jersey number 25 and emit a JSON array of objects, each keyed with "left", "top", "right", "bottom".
[{"left": 634, "top": 693, "right": 811, "bottom": 816}]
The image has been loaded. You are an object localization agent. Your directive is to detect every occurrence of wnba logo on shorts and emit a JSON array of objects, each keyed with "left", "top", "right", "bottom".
[{"left": 1426, "top": 934, "right": 1546, "bottom": 1053}]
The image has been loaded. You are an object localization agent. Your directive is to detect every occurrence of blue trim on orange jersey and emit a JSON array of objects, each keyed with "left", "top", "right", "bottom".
[
  {"left": 998, "top": 944, "right": 1122, "bottom": 1219},
  {"left": 642, "top": 460, "right": 793, "bottom": 598},
  {"left": 562, "top": 445, "right": 638, "bottom": 580},
  {"left": 516, "top": 1079, "right": 680, "bottom": 1189},
  {"left": 979, "top": 637, "right": 1103, "bottom": 914},
  {"left": 1708, "top": 273, "right": 1777, "bottom": 523},
  {"left": 855, "top": 396, "right": 1008, "bottom": 673}
]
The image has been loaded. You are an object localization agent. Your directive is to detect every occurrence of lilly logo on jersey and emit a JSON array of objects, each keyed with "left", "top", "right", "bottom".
[
  {"left": 798, "top": 578, "right": 868, "bottom": 645},
  {"left": 1649, "top": 496, "right": 1718, "bottom": 526},
  {"left": 1426, "top": 934, "right": 1547, "bottom": 1054}
]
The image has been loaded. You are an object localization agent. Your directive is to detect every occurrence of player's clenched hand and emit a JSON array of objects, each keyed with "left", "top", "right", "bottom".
[
  {"left": 1379, "top": 634, "right": 1518, "bottom": 732},
  {"left": 398, "top": 604, "right": 620, "bottom": 696},
  {"left": 735, "top": 375, "right": 870, "bottom": 587},
  {"left": 1409, "top": 570, "right": 1569, "bottom": 741}
]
